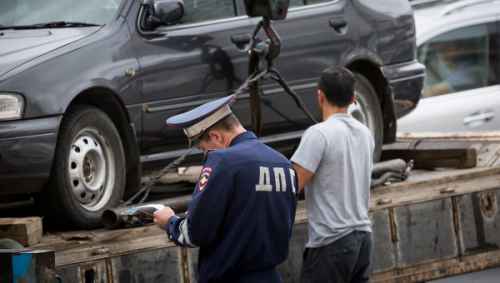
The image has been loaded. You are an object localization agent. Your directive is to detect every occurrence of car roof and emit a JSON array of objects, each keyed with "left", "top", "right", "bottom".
[{"left": 412, "top": 0, "right": 500, "bottom": 45}]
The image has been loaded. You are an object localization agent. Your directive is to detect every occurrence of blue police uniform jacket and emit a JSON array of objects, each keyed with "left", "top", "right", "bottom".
[{"left": 167, "top": 131, "right": 297, "bottom": 283}]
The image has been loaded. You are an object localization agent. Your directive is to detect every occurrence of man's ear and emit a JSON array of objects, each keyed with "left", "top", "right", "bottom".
[
  {"left": 210, "top": 130, "right": 225, "bottom": 145},
  {"left": 317, "top": 89, "right": 325, "bottom": 106},
  {"left": 351, "top": 93, "right": 357, "bottom": 104}
]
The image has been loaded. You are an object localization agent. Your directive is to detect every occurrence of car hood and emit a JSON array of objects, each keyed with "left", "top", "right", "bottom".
[{"left": 0, "top": 27, "right": 99, "bottom": 78}]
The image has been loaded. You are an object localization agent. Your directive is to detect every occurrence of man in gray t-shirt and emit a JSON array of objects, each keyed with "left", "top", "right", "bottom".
[{"left": 292, "top": 67, "right": 374, "bottom": 283}]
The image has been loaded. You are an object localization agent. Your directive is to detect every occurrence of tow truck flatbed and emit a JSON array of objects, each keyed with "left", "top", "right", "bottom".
[{"left": 3, "top": 133, "right": 500, "bottom": 283}]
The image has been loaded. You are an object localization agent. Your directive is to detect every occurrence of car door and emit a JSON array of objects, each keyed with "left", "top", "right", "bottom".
[
  {"left": 134, "top": 0, "right": 355, "bottom": 156},
  {"left": 132, "top": 0, "right": 252, "bottom": 155},
  {"left": 237, "top": 0, "right": 359, "bottom": 138},
  {"left": 398, "top": 21, "right": 500, "bottom": 133}
]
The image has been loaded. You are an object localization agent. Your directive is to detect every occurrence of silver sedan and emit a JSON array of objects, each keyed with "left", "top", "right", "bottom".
[{"left": 398, "top": 0, "right": 500, "bottom": 132}]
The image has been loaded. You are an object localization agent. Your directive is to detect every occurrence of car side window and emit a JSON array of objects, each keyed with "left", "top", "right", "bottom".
[
  {"left": 305, "top": 0, "right": 332, "bottom": 5},
  {"left": 418, "top": 23, "right": 497, "bottom": 98},
  {"left": 290, "top": 0, "right": 306, "bottom": 7},
  {"left": 181, "top": 0, "right": 236, "bottom": 24},
  {"left": 235, "top": 0, "right": 304, "bottom": 16}
]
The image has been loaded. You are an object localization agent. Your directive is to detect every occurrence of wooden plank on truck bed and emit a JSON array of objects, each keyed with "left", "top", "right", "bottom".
[
  {"left": 392, "top": 132, "right": 500, "bottom": 168},
  {"left": 382, "top": 140, "right": 477, "bottom": 169},
  {"left": 370, "top": 166, "right": 500, "bottom": 210},
  {"left": 34, "top": 225, "right": 176, "bottom": 266},
  {"left": 0, "top": 217, "right": 43, "bottom": 246},
  {"left": 372, "top": 249, "right": 500, "bottom": 283}
]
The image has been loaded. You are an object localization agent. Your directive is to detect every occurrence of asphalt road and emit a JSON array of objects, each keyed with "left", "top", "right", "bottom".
[{"left": 431, "top": 267, "right": 500, "bottom": 283}]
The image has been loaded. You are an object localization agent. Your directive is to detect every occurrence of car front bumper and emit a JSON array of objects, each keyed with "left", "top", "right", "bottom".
[
  {"left": 0, "top": 116, "right": 61, "bottom": 195},
  {"left": 382, "top": 60, "right": 426, "bottom": 118}
]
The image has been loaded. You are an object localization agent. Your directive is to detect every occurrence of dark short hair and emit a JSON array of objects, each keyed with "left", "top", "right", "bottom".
[
  {"left": 318, "top": 67, "right": 355, "bottom": 107},
  {"left": 199, "top": 113, "right": 241, "bottom": 141}
]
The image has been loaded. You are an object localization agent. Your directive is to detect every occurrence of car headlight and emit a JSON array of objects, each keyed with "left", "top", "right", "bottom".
[{"left": 0, "top": 93, "right": 24, "bottom": 121}]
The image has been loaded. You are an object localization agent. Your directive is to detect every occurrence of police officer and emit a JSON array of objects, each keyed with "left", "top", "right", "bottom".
[{"left": 154, "top": 95, "right": 297, "bottom": 283}]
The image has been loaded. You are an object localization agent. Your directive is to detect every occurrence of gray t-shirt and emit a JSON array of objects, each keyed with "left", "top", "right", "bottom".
[{"left": 291, "top": 113, "right": 374, "bottom": 248}]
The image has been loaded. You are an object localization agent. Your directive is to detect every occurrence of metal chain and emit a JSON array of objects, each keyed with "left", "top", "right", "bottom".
[
  {"left": 119, "top": 17, "right": 318, "bottom": 207},
  {"left": 119, "top": 70, "right": 268, "bottom": 207}
]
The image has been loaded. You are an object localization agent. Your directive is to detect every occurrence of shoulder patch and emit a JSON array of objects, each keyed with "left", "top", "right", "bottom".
[{"left": 198, "top": 167, "right": 212, "bottom": 191}]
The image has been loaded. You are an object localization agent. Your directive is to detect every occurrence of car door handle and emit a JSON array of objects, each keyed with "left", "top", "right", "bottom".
[
  {"left": 463, "top": 111, "right": 495, "bottom": 127},
  {"left": 329, "top": 19, "right": 347, "bottom": 34},
  {"left": 230, "top": 34, "right": 252, "bottom": 50}
]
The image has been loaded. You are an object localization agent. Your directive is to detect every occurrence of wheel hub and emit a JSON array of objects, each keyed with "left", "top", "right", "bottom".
[
  {"left": 69, "top": 134, "right": 108, "bottom": 206},
  {"left": 83, "top": 156, "right": 95, "bottom": 183}
]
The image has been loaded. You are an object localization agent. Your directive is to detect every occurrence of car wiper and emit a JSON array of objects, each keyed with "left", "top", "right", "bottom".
[{"left": 0, "top": 21, "right": 101, "bottom": 30}]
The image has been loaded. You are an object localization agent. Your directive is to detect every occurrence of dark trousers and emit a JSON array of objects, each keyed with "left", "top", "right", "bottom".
[
  {"left": 204, "top": 268, "right": 281, "bottom": 283},
  {"left": 301, "top": 231, "right": 372, "bottom": 283},
  {"left": 236, "top": 268, "right": 281, "bottom": 283}
]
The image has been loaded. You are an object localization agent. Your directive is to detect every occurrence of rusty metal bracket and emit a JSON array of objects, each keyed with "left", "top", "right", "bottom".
[
  {"left": 377, "top": 197, "right": 393, "bottom": 206},
  {"left": 440, "top": 187, "right": 456, "bottom": 194},
  {"left": 180, "top": 248, "right": 191, "bottom": 283},
  {"left": 451, "top": 196, "right": 464, "bottom": 257},
  {"left": 388, "top": 208, "right": 399, "bottom": 243}
]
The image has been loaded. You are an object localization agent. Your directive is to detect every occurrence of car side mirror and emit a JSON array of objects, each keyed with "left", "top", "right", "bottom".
[{"left": 142, "top": 0, "right": 184, "bottom": 30}]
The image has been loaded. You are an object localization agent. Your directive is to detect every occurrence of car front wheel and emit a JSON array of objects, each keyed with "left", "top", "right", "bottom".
[{"left": 43, "top": 105, "right": 126, "bottom": 228}]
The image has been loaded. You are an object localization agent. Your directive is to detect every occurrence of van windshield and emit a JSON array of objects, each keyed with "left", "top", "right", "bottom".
[{"left": 0, "top": 0, "right": 123, "bottom": 27}]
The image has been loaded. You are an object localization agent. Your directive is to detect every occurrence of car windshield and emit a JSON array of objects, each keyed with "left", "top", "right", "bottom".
[{"left": 0, "top": 0, "right": 123, "bottom": 27}]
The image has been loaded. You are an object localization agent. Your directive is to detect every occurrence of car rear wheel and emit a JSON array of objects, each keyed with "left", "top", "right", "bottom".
[
  {"left": 44, "top": 105, "right": 126, "bottom": 228},
  {"left": 349, "top": 73, "right": 384, "bottom": 161}
]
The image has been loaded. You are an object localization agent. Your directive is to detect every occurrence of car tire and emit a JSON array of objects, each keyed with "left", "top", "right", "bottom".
[
  {"left": 349, "top": 72, "right": 384, "bottom": 161},
  {"left": 44, "top": 105, "right": 126, "bottom": 228}
]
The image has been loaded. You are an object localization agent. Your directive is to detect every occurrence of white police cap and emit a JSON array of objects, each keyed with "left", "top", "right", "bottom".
[{"left": 166, "top": 95, "right": 236, "bottom": 140}]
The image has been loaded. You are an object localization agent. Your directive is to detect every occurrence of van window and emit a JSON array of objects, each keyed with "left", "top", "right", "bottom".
[
  {"left": 235, "top": 0, "right": 304, "bottom": 16},
  {"left": 418, "top": 23, "right": 498, "bottom": 97},
  {"left": 182, "top": 0, "right": 236, "bottom": 24},
  {"left": 305, "top": 0, "right": 332, "bottom": 5},
  {"left": 290, "top": 0, "right": 306, "bottom": 7}
]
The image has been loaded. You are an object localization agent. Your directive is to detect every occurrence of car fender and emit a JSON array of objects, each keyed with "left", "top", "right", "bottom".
[{"left": 343, "top": 50, "right": 397, "bottom": 143}]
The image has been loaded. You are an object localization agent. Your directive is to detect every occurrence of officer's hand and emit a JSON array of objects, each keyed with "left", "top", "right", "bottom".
[{"left": 154, "top": 206, "right": 175, "bottom": 227}]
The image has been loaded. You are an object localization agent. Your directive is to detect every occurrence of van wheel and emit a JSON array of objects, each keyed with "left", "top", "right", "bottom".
[
  {"left": 44, "top": 105, "right": 126, "bottom": 228},
  {"left": 349, "top": 73, "right": 384, "bottom": 161}
]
